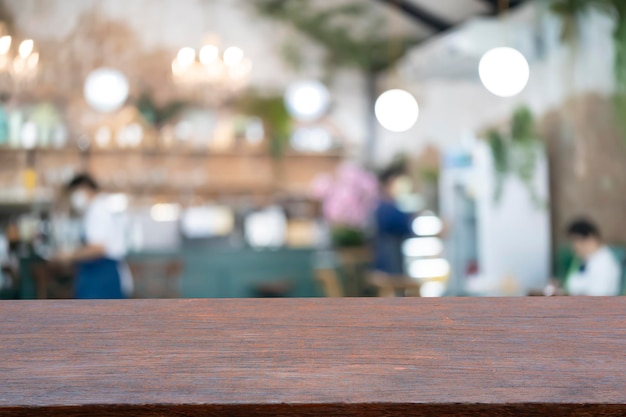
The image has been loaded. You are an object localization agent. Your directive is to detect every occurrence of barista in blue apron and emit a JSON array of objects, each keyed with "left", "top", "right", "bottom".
[{"left": 61, "top": 174, "right": 132, "bottom": 299}]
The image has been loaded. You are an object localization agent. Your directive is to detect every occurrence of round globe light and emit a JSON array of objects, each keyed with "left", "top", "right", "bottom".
[
  {"left": 375, "top": 89, "right": 419, "bottom": 133},
  {"left": 285, "top": 80, "right": 330, "bottom": 122},
  {"left": 479, "top": 47, "right": 530, "bottom": 98},
  {"left": 84, "top": 68, "right": 130, "bottom": 113}
]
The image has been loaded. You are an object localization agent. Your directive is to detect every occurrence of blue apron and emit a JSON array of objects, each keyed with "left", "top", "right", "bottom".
[
  {"left": 75, "top": 229, "right": 125, "bottom": 299},
  {"left": 76, "top": 258, "right": 125, "bottom": 299}
]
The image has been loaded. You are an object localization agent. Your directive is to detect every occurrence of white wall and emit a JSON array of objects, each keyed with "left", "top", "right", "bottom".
[
  {"left": 3, "top": 0, "right": 369, "bottom": 146},
  {"left": 376, "top": 4, "right": 615, "bottom": 163}
]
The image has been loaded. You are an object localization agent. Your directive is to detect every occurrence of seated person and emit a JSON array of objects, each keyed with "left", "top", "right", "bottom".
[{"left": 565, "top": 218, "right": 622, "bottom": 296}]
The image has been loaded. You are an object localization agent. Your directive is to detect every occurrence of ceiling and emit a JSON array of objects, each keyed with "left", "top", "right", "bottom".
[
  {"left": 367, "top": 0, "right": 535, "bottom": 79},
  {"left": 372, "top": 0, "right": 530, "bottom": 40},
  {"left": 396, "top": 0, "right": 540, "bottom": 81}
]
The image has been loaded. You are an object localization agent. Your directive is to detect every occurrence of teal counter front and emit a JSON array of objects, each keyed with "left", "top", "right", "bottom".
[{"left": 128, "top": 247, "right": 322, "bottom": 299}]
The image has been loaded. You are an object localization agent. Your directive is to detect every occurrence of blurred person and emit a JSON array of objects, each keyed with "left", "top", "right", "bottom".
[
  {"left": 56, "top": 173, "right": 132, "bottom": 299},
  {"left": 373, "top": 166, "right": 413, "bottom": 275},
  {"left": 1, "top": 222, "right": 21, "bottom": 291},
  {"left": 565, "top": 218, "right": 621, "bottom": 296}
]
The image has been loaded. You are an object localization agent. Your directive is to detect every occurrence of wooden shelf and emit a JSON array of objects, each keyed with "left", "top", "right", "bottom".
[
  {"left": 101, "top": 183, "right": 277, "bottom": 195},
  {"left": 0, "top": 147, "right": 79, "bottom": 155},
  {"left": 0, "top": 147, "right": 345, "bottom": 159},
  {"left": 0, "top": 147, "right": 343, "bottom": 199}
]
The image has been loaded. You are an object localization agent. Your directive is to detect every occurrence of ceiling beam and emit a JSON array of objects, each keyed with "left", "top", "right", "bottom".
[
  {"left": 374, "top": 0, "right": 454, "bottom": 32},
  {"left": 479, "top": 0, "right": 527, "bottom": 15}
]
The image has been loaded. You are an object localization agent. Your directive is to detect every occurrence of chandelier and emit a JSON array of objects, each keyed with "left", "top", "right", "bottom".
[
  {"left": 171, "top": 37, "right": 251, "bottom": 103},
  {"left": 0, "top": 26, "right": 39, "bottom": 98}
]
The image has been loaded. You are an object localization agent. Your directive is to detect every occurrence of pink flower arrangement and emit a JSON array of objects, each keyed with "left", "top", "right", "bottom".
[{"left": 310, "top": 162, "right": 379, "bottom": 229}]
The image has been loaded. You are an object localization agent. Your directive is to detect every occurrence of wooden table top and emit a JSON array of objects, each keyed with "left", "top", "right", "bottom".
[{"left": 1, "top": 297, "right": 625, "bottom": 416}]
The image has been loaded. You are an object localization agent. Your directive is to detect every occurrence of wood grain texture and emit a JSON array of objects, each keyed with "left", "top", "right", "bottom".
[{"left": 1, "top": 298, "right": 626, "bottom": 416}]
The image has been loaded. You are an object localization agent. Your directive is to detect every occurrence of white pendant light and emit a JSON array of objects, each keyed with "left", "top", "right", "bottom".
[
  {"left": 285, "top": 80, "right": 330, "bottom": 122},
  {"left": 479, "top": 47, "right": 530, "bottom": 98},
  {"left": 84, "top": 68, "right": 130, "bottom": 113},
  {"left": 375, "top": 89, "right": 419, "bottom": 133}
]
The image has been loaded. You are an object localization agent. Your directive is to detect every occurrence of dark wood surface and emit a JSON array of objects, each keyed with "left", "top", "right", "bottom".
[{"left": 1, "top": 298, "right": 626, "bottom": 416}]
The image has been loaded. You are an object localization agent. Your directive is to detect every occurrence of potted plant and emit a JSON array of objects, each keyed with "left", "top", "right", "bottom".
[{"left": 310, "top": 162, "right": 378, "bottom": 248}]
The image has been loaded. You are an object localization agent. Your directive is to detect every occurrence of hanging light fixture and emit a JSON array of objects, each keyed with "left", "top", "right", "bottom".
[
  {"left": 479, "top": 47, "right": 529, "bottom": 98},
  {"left": 373, "top": 3, "right": 419, "bottom": 134},
  {"left": 171, "top": 36, "right": 251, "bottom": 103},
  {"left": 83, "top": 68, "right": 130, "bottom": 113},
  {"left": 478, "top": 0, "right": 530, "bottom": 98},
  {"left": 375, "top": 89, "right": 419, "bottom": 133},
  {"left": 0, "top": 23, "right": 39, "bottom": 96}
]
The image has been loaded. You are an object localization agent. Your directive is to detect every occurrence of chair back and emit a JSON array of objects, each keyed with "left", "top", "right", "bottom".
[{"left": 128, "top": 259, "right": 182, "bottom": 298}]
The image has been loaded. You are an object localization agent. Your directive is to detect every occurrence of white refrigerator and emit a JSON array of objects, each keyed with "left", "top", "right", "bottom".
[{"left": 440, "top": 140, "right": 551, "bottom": 296}]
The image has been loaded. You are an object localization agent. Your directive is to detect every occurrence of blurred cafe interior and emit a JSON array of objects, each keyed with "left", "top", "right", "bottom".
[{"left": 0, "top": 0, "right": 625, "bottom": 300}]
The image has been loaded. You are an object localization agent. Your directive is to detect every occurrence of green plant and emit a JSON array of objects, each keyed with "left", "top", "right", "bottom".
[
  {"left": 237, "top": 91, "right": 292, "bottom": 158},
  {"left": 550, "top": 0, "right": 626, "bottom": 138},
  {"left": 550, "top": 0, "right": 599, "bottom": 43},
  {"left": 607, "top": 1, "right": 626, "bottom": 130},
  {"left": 511, "top": 108, "right": 541, "bottom": 206},
  {"left": 331, "top": 226, "right": 367, "bottom": 248},
  {"left": 136, "top": 92, "right": 187, "bottom": 128},
  {"left": 253, "top": 0, "right": 419, "bottom": 74},
  {"left": 488, "top": 106, "right": 544, "bottom": 207},
  {"left": 609, "top": 1, "right": 626, "bottom": 85},
  {"left": 487, "top": 129, "right": 508, "bottom": 202}
]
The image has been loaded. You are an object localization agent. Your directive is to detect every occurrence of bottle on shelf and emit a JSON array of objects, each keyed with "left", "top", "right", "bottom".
[
  {"left": 0, "top": 107, "right": 9, "bottom": 146},
  {"left": 8, "top": 109, "right": 23, "bottom": 148}
]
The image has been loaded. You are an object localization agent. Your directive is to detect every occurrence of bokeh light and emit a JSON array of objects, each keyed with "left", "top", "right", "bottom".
[
  {"left": 402, "top": 237, "right": 444, "bottom": 257},
  {"left": 151, "top": 203, "right": 181, "bottom": 222},
  {"left": 420, "top": 281, "right": 446, "bottom": 297},
  {"left": 84, "top": 68, "right": 130, "bottom": 113},
  {"left": 285, "top": 80, "right": 330, "bottom": 122},
  {"left": 291, "top": 126, "right": 333, "bottom": 152},
  {"left": 375, "top": 89, "right": 419, "bottom": 133},
  {"left": 479, "top": 47, "right": 530, "bottom": 98},
  {"left": 412, "top": 214, "right": 443, "bottom": 236},
  {"left": 408, "top": 258, "right": 450, "bottom": 279}
]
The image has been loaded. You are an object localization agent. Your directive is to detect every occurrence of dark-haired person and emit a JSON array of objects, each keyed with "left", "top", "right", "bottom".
[
  {"left": 565, "top": 219, "right": 621, "bottom": 296},
  {"left": 57, "top": 173, "right": 132, "bottom": 299},
  {"left": 373, "top": 166, "right": 413, "bottom": 276}
]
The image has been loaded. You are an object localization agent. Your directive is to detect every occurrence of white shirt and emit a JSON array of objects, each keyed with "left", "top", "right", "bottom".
[
  {"left": 567, "top": 246, "right": 622, "bottom": 296},
  {"left": 84, "top": 194, "right": 133, "bottom": 295},
  {"left": 84, "top": 195, "right": 127, "bottom": 260}
]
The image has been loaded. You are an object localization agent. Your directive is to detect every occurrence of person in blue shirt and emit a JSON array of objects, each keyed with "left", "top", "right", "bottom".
[{"left": 373, "top": 166, "right": 413, "bottom": 275}]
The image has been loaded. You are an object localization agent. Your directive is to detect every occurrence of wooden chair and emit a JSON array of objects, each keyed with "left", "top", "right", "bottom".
[
  {"left": 252, "top": 279, "right": 294, "bottom": 298},
  {"left": 368, "top": 272, "right": 422, "bottom": 297},
  {"left": 32, "top": 262, "right": 75, "bottom": 300},
  {"left": 315, "top": 268, "right": 344, "bottom": 297},
  {"left": 128, "top": 259, "right": 182, "bottom": 299},
  {"left": 1, "top": 265, "right": 19, "bottom": 299}
]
